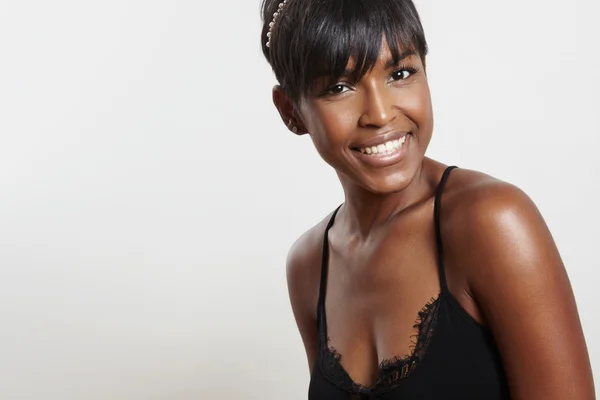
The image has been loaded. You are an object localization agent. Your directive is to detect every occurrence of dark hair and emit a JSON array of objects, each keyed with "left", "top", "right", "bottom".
[{"left": 260, "top": 0, "right": 429, "bottom": 103}]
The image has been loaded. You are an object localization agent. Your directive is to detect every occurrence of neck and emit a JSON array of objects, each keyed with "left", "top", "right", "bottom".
[{"left": 337, "top": 160, "right": 433, "bottom": 239}]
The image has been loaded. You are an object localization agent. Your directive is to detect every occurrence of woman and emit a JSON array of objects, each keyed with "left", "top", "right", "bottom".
[{"left": 260, "top": 0, "right": 595, "bottom": 398}]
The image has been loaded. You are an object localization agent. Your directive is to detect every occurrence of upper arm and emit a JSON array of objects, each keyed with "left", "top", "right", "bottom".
[
  {"left": 286, "top": 229, "right": 323, "bottom": 375},
  {"left": 453, "top": 182, "right": 595, "bottom": 399}
]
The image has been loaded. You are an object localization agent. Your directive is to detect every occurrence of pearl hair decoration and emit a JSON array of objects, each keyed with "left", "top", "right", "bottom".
[{"left": 266, "top": 0, "right": 289, "bottom": 48}]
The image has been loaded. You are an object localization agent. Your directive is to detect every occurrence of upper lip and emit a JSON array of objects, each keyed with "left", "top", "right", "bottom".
[{"left": 351, "top": 130, "right": 411, "bottom": 150}]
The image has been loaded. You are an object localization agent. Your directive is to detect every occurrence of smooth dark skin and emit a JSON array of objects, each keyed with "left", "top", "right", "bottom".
[{"left": 273, "top": 38, "right": 595, "bottom": 399}]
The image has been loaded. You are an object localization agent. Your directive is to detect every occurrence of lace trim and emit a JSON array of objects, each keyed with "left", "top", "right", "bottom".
[{"left": 318, "top": 294, "right": 441, "bottom": 395}]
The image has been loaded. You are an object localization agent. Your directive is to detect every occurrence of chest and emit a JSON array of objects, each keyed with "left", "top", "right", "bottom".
[{"left": 322, "top": 219, "right": 442, "bottom": 387}]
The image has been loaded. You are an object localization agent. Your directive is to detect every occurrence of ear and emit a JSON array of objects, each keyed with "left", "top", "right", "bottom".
[{"left": 272, "top": 85, "right": 308, "bottom": 135}]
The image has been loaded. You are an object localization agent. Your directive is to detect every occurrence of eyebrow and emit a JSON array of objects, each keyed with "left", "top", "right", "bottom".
[{"left": 342, "top": 49, "right": 416, "bottom": 77}]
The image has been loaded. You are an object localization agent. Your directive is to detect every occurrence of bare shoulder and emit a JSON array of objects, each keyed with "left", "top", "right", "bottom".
[
  {"left": 439, "top": 166, "right": 553, "bottom": 285},
  {"left": 441, "top": 167, "right": 532, "bottom": 217},
  {"left": 439, "top": 167, "right": 594, "bottom": 398},
  {"left": 286, "top": 209, "right": 336, "bottom": 322},
  {"left": 286, "top": 208, "right": 338, "bottom": 373}
]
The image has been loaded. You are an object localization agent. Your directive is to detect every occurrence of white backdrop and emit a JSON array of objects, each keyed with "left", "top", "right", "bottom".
[{"left": 0, "top": 0, "right": 598, "bottom": 398}]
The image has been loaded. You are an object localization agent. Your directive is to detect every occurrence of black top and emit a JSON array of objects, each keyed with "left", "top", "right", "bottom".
[{"left": 308, "top": 166, "right": 510, "bottom": 399}]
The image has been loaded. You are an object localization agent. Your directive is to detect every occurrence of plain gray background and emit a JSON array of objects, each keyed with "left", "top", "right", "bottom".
[{"left": 0, "top": 0, "right": 598, "bottom": 398}]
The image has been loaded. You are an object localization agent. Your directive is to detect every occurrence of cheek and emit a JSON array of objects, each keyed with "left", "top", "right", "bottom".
[
  {"left": 306, "top": 106, "right": 356, "bottom": 148},
  {"left": 401, "top": 83, "right": 433, "bottom": 123}
]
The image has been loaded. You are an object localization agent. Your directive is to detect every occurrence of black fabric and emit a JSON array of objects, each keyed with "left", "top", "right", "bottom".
[{"left": 308, "top": 166, "right": 510, "bottom": 399}]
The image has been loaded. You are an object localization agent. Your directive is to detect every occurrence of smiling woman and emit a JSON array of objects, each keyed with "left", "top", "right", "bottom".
[{"left": 259, "top": 0, "right": 595, "bottom": 399}]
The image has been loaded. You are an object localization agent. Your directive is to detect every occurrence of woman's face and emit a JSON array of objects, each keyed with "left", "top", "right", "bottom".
[{"left": 295, "top": 39, "right": 433, "bottom": 194}]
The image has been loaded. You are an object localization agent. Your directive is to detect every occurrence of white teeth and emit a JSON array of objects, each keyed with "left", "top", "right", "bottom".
[{"left": 358, "top": 135, "right": 408, "bottom": 156}]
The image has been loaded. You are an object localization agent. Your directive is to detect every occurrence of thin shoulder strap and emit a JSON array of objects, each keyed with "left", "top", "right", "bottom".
[
  {"left": 316, "top": 204, "right": 343, "bottom": 326},
  {"left": 434, "top": 166, "right": 458, "bottom": 292}
]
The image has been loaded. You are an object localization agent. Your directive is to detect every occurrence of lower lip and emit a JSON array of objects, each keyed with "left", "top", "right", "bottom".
[{"left": 352, "top": 134, "right": 411, "bottom": 168}]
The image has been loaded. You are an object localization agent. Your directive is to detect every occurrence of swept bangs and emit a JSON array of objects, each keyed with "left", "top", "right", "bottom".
[{"left": 261, "top": 0, "right": 428, "bottom": 102}]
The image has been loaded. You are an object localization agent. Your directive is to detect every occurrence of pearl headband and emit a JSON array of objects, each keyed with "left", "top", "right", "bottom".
[{"left": 266, "top": 0, "right": 289, "bottom": 48}]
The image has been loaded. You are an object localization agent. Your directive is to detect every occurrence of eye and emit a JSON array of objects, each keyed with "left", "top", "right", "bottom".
[
  {"left": 390, "top": 68, "right": 417, "bottom": 81},
  {"left": 326, "top": 83, "right": 351, "bottom": 95}
]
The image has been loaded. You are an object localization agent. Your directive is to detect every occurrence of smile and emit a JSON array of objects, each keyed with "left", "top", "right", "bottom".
[
  {"left": 357, "top": 135, "right": 407, "bottom": 156},
  {"left": 351, "top": 133, "right": 411, "bottom": 168}
]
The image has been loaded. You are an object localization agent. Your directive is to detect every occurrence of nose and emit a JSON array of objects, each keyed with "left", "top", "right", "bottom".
[{"left": 358, "top": 84, "right": 397, "bottom": 128}]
